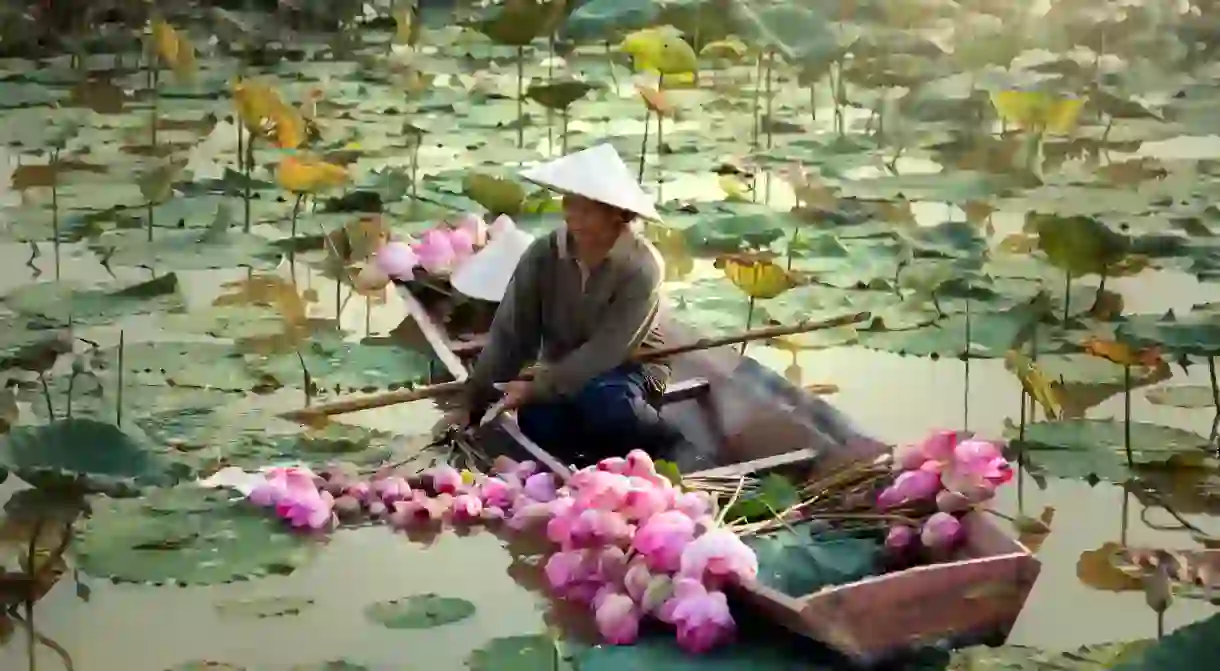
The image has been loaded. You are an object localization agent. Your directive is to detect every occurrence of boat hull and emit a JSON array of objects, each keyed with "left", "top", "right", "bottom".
[{"left": 392, "top": 279, "right": 1040, "bottom": 665}]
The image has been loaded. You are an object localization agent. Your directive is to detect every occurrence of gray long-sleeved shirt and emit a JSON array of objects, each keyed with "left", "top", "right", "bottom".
[{"left": 465, "top": 225, "right": 668, "bottom": 405}]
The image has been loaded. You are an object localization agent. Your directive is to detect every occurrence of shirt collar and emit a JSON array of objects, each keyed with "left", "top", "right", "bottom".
[{"left": 556, "top": 224, "right": 635, "bottom": 264}]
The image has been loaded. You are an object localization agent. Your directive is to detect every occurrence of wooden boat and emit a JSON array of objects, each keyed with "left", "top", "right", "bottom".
[{"left": 393, "top": 277, "right": 1041, "bottom": 667}]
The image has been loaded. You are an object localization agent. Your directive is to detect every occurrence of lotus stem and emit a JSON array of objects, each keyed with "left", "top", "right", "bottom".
[
  {"left": 290, "top": 193, "right": 304, "bottom": 241},
  {"left": 764, "top": 50, "right": 774, "bottom": 149},
  {"left": 37, "top": 372, "right": 52, "bottom": 419},
  {"left": 516, "top": 46, "right": 525, "bottom": 149},
  {"left": 809, "top": 83, "right": 816, "bottom": 122},
  {"left": 656, "top": 74, "right": 665, "bottom": 162},
  {"left": 50, "top": 149, "right": 60, "bottom": 280},
  {"left": 297, "top": 350, "right": 311, "bottom": 405},
  {"left": 244, "top": 141, "right": 254, "bottom": 233},
  {"left": 66, "top": 371, "right": 74, "bottom": 419},
  {"left": 638, "top": 111, "right": 650, "bottom": 182},
  {"left": 1123, "top": 364, "right": 1133, "bottom": 468},
  {"left": 547, "top": 38, "right": 555, "bottom": 154},
  {"left": 1120, "top": 485, "right": 1130, "bottom": 545},
  {"left": 751, "top": 55, "right": 763, "bottom": 148},
  {"left": 148, "top": 59, "right": 159, "bottom": 148},
  {"left": 1209, "top": 357, "right": 1219, "bottom": 413},
  {"left": 561, "top": 109, "right": 569, "bottom": 153},
  {"left": 116, "top": 330, "right": 124, "bottom": 428},
  {"left": 1062, "top": 271, "right": 1071, "bottom": 321},
  {"left": 740, "top": 297, "right": 755, "bottom": 356},
  {"left": 964, "top": 298, "right": 971, "bottom": 431}
]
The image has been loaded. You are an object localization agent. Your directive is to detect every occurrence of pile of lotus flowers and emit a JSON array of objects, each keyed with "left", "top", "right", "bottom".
[
  {"left": 371, "top": 212, "right": 519, "bottom": 279},
  {"left": 242, "top": 450, "right": 754, "bottom": 653},
  {"left": 880, "top": 430, "right": 1014, "bottom": 557}
]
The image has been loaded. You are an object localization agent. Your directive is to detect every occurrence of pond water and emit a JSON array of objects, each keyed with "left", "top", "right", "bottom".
[{"left": 3, "top": 1, "right": 1220, "bottom": 669}]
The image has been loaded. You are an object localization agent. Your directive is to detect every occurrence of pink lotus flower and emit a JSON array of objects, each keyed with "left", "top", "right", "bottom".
[
  {"left": 447, "top": 226, "right": 476, "bottom": 261},
  {"left": 624, "top": 449, "right": 657, "bottom": 477},
  {"left": 679, "top": 528, "right": 759, "bottom": 585},
  {"left": 935, "top": 489, "right": 970, "bottom": 513},
  {"left": 920, "top": 429, "right": 961, "bottom": 462},
  {"left": 921, "top": 512, "right": 964, "bottom": 550},
  {"left": 595, "top": 546, "right": 628, "bottom": 583},
  {"left": 623, "top": 560, "right": 652, "bottom": 601},
  {"left": 885, "top": 524, "right": 915, "bottom": 551},
  {"left": 455, "top": 212, "right": 487, "bottom": 247},
  {"left": 594, "top": 592, "right": 640, "bottom": 645},
  {"left": 413, "top": 228, "right": 457, "bottom": 275},
  {"left": 481, "top": 505, "right": 505, "bottom": 522},
  {"left": 374, "top": 240, "right": 418, "bottom": 278},
  {"left": 669, "top": 578, "right": 735, "bottom": 653},
  {"left": 622, "top": 478, "right": 669, "bottom": 521},
  {"left": 450, "top": 493, "right": 483, "bottom": 522},
  {"left": 569, "top": 508, "right": 633, "bottom": 548},
  {"left": 954, "top": 439, "right": 1013, "bottom": 486},
  {"left": 345, "top": 480, "right": 372, "bottom": 503},
  {"left": 248, "top": 467, "right": 317, "bottom": 507},
  {"left": 489, "top": 214, "right": 516, "bottom": 239},
  {"left": 633, "top": 510, "right": 696, "bottom": 572},
  {"left": 573, "top": 471, "right": 631, "bottom": 511},
  {"left": 277, "top": 489, "right": 335, "bottom": 530},
  {"left": 390, "top": 491, "right": 443, "bottom": 526},
  {"left": 371, "top": 476, "right": 412, "bottom": 503},
  {"left": 876, "top": 469, "right": 941, "bottom": 509},
  {"left": 596, "top": 457, "right": 628, "bottom": 474},
  {"left": 507, "top": 499, "right": 556, "bottom": 531},
  {"left": 429, "top": 465, "right": 463, "bottom": 495},
  {"left": 674, "top": 491, "right": 712, "bottom": 519},
  {"left": 479, "top": 477, "right": 516, "bottom": 509},
  {"left": 523, "top": 472, "right": 557, "bottom": 502},
  {"left": 893, "top": 442, "right": 929, "bottom": 470}
]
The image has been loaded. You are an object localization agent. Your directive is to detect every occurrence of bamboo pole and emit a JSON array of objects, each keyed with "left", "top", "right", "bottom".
[{"left": 282, "top": 311, "right": 871, "bottom": 421}]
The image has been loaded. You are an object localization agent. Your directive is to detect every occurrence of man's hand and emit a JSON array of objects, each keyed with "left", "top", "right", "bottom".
[{"left": 495, "top": 379, "right": 534, "bottom": 412}]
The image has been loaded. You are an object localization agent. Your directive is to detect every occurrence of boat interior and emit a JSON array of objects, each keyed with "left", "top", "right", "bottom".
[{"left": 396, "top": 279, "right": 890, "bottom": 476}]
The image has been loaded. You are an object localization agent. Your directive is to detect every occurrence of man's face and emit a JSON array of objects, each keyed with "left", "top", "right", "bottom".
[{"left": 562, "top": 194, "right": 625, "bottom": 252}]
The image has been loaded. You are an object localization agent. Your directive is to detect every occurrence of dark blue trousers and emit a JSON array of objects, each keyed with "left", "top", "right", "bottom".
[{"left": 516, "top": 364, "right": 688, "bottom": 465}]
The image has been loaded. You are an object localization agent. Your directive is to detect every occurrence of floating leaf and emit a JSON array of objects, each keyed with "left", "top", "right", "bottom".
[
  {"left": 466, "top": 634, "right": 561, "bottom": 671},
  {"left": 1145, "top": 385, "right": 1218, "bottom": 409},
  {"left": 1111, "top": 612, "right": 1220, "bottom": 669},
  {"left": 1008, "top": 420, "right": 1212, "bottom": 482},
  {"left": 215, "top": 596, "right": 315, "bottom": 620},
  {"left": 75, "top": 486, "right": 319, "bottom": 585},
  {"left": 990, "top": 90, "right": 1086, "bottom": 134},
  {"left": 363, "top": 594, "right": 477, "bottom": 629},
  {"left": 462, "top": 172, "right": 527, "bottom": 217},
  {"left": 949, "top": 640, "right": 1153, "bottom": 668},
  {"left": 0, "top": 419, "right": 181, "bottom": 495},
  {"left": 527, "top": 80, "right": 597, "bottom": 110}
]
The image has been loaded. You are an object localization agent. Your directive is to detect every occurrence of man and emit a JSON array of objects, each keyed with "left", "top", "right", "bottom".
[{"left": 439, "top": 143, "right": 690, "bottom": 463}]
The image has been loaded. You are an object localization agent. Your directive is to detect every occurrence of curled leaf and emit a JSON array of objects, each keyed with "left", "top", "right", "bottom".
[{"left": 715, "top": 254, "right": 795, "bottom": 300}]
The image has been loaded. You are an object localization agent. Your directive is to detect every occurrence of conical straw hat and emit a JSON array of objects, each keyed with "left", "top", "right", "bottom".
[
  {"left": 519, "top": 143, "right": 661, "bottom": 221},
  {"left": 450, "top": 219, "right": 536, "bottom": 302}
]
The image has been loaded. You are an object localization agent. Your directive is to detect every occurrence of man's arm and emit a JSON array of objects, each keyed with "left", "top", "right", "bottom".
[
  {"left": 529, "top": 266, "right": 661, "bottom": 400},
  {"left": 463, "top": 237, "right": 547, "bottom": 413}
]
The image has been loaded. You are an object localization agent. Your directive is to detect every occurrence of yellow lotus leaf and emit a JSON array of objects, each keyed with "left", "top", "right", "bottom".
[
  {"left": 714, "top": 254, "right": 794, "bottom": 300},
  {"left": 151, "top": 18, "right": 197, "bottom": 83},
  {"left": 990, "top": 91, "right": 1086, "bottom": 134},
  {"left": 619, "top": 27, "right": 698, "bottom": 76},
  {"left": 700, "top": 36, "right": 749, "bottom": 61},
  {"left": 1082, "top": 337, "right": 1163, "bottom": 368},
  {"left": 266, "top": 100, "right": 306, "bottom": 149},
  {"left": 276, "top": 155, "right": 350, "bottom": 194},
  {"left": 394, "top": 7, "right": 413, "bottom": 44},
  {"left": 1004, "top": 350, "right": 1062, "bottom": 420},
  {"left": 717, "top": 174, "right": 751, "bottom": 201},
  {"left": 232, "top": 79, "right": 279, "bottom": 134}
]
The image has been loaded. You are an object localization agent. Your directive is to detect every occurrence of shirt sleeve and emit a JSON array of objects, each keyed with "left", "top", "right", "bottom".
[
  {"left": 463, "top": 237, "right": 547, "bottom": 411},
  {"left": 529, "top": 265, "right": 661, "bottom": 400}
]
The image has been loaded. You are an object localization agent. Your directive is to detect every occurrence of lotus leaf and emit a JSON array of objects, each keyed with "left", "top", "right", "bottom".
[
  {"left": 214, "top": 596, "right": 315, "bottom": 619},
  {"left": 1030, "top": 213, "right": 1131, "bottom": 277},
  {"left": 947, "top": 640, "right": 1153, "bottom": 668},
  {"left": 0, "top": 418, "right": 183, "bottom": 495},
  {"left": 1111, "top": 612, "right": 1220, "bottom": 669},
  {"left": 363, "top": 594, "right": 476, "bottom": 629},
  {"left": 1117, "top": 310, "right": 1220, "bottom": 358},
  {"left": 462, "top": 172, "right": 527, "bottom": 217},
  {"left": 95, "top": 228, "right": 278, "bottom": 272},
  {"left": 667, "top": 278, "right": 771, "bottom": 337},
  {"left": 1006, "top": 419, "right": 1212, "bottom": 482},
  {"left": 1144, "top": 385, "right": 1218, "bottom": 409},
  {"left": 246, "top": 333, "right": 436, "bottom": 394},
  {"left": 564, "top": 0, "right": 676, "bottom": 41},
  {"left": 744, "top": 525, "right": 884, "bottom": 598},
  {"left": 526, "top": 80, "right": 597, "bottom": 110},
  {"left": 465, "top": 634, "right": 566, "bottom": 671},
  {"left": 857, "top": 299, "right": 1042, "bottom": 357},
  {"left": 680, "top": 207, "right": 793, "bottom": 254},
  {"left": 2, "top": 274, "right": 184, "bottom": 327},
  {"left": 93, "top": 341, "right": 257, "bottom": 392},
  {"left": 75, "top": 486, "right": 320, "bottom": 585},
  {"left": 474, "top": 0, "right": 567, "bottom": 47}
]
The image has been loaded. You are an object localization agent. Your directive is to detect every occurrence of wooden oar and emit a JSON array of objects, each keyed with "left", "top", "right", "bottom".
[{"left": 281, "top": 311, "right": 871, "bottom": 421}]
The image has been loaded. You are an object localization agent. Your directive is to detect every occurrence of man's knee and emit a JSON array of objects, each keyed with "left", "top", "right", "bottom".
[{"left": 574, "top": 378, "right": 647, "bottom": 431}]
